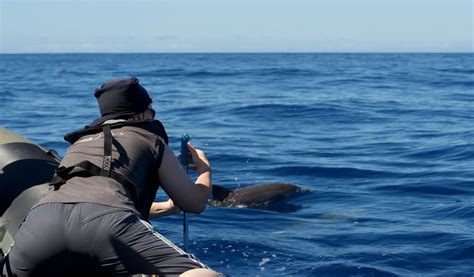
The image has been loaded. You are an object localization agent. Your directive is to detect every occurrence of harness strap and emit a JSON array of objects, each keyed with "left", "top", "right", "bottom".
[{"left": 51, "top": 161, "right": 139, "bottom": 207}]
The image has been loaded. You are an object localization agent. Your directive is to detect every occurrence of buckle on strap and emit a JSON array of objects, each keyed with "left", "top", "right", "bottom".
[{"left": 101, "top": 125, "right": 112, "bottom": 177}]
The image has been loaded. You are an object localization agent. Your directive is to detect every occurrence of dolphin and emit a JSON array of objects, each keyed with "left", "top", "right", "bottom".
[
  {"left": 211, "top": 183, "right": 305, "bottom": 208},
  {"left": 151, "top": 183, "right": 307, "bottom": 217}
]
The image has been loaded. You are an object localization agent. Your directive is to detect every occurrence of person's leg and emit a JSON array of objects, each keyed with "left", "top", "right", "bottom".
[
  {"left": 180, "top": 268, "right": 221, "bottom": 277},
  {"left": 135, "top": 220, "right": 220, "bottom": 277},
  {"left": 3, "top": 203, "right": 73, "bottom": 276},
  {"left": 75, "top": 203, "right": 218, "bottom": 276}
]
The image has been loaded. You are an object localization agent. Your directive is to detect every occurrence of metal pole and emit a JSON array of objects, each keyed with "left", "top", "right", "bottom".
[{"left": 180, "top": 134, "right": 190, "bottom": 252}]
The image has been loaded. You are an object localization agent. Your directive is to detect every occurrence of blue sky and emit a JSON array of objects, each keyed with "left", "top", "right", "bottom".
[{"left": 1, "top": 0, "right": 472, "bottom": 53}]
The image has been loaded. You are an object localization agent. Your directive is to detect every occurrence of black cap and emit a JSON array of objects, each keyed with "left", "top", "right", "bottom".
[{"left": 88, "top": 77, "right": 152, "bottom": 127}]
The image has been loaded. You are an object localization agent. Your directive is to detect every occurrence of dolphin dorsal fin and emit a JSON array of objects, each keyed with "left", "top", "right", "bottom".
[{"left": 212, "top": 185, "right": 232, "bottom": 201}]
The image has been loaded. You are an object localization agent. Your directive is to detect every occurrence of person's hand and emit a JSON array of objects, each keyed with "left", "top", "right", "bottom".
[{"left": 187, "top": 143, "right": 211, "bottom": 175}]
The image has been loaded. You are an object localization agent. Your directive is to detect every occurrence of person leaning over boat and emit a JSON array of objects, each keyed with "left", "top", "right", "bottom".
[{"left": 0, "top": 77, "right": 219, "bottom": 277}]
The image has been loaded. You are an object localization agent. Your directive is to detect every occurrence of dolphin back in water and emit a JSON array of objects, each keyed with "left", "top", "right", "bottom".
[{"left": 211, "top": 183, "right": 303, "bottom": 208}]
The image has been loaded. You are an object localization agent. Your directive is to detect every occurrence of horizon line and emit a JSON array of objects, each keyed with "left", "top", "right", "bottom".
[{"left": 1, "top": 51, "right": 473, "bottom": 55}]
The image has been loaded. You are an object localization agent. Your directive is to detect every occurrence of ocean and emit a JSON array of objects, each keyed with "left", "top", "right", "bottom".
[{"left": 0, "top": 53, "right": 473, "bottom": 276}]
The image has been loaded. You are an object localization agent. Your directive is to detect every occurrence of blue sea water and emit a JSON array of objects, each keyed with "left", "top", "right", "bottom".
[{"left": 1, "top": 53, "right": 473, "bottom": 276}]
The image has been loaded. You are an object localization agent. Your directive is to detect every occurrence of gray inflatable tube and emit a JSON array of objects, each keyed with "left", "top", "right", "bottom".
[{"left": 0, "top": 127, "right": 59, "bottom": 258}]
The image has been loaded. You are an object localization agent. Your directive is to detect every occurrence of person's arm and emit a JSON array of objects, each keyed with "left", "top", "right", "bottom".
[
  {"left": 149, "top": 199, "right": 181, "bottom": 218},
  {"left": 156, "top": 143, "right": 211, "bottom": 214}
]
